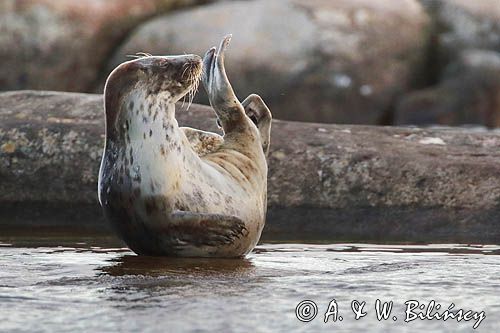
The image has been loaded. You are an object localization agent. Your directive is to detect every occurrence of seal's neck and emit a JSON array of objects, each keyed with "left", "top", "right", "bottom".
[
  {"left": 116, "top": 90, "right": 178, "bottom": 142},
  {"left": 110, "top": 90, "right": 185, "bottom": 197}
]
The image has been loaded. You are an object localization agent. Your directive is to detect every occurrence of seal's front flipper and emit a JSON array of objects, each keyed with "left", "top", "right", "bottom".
[
  {"left": 150, "top": 211, "right": 248, "bottom": 248},
  {"left": 180, "top": 127, "right": 224, "bottom": 155},
  {"left": 202, "top": 35, "right": 247, "bottom": 133},
  {"left": 242, "top": 94, "right": 272, "bottom": 155}
]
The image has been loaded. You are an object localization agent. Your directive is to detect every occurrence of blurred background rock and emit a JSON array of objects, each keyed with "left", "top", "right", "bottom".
[{"left": 1, "top": 0, "right": 499, "bottom": 127}]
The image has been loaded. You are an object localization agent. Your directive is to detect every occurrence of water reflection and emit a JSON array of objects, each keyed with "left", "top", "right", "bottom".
[
  {"left": 97, "top": 255, "right": 260, "bottom": 306},
  {"left": 101, "top": 254, "right": 255, "bottom": 277},
  {"left": 1, "top": 241, "right": 500, "bottom": 332}
]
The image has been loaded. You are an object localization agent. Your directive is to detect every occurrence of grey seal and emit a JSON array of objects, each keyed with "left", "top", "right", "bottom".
[{"left": 98, "top": 36, "right": 272, "bottom": 257}]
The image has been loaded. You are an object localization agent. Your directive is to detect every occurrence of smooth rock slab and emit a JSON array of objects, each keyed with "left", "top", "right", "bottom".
[{"left": 2, "top": 91, "right": 500, "bottom": 242}]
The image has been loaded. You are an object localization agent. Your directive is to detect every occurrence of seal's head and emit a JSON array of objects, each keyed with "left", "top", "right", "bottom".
[{"left": 104, "top": 54, "right": 202, "bottom": 128}]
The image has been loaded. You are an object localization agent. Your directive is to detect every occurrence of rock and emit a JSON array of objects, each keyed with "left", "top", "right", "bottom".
[
  {"left": 3, "top": 90, "right": 500, "bottom": 242},
  {"left": 0, "top": 0, "right": 206, "bottom": 92},
  {"left": 395, "top": 49, "right": 500, "bottom": 127},
  {"left": 396, "top": 0, "right": 500, "bottom": 127},
  {"left": 107, "top": 0, "right": 430, "bottom": 124},
  {"left": 422, "top": 0, "right": 500, "bottom": 65}
]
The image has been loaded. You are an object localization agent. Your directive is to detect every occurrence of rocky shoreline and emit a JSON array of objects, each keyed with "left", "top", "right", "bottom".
[
  {"left": 2, "top": 0, "right": 500, "bottom": 127},
  {"left": 2, "top": 91, "right": 500, "bottom": 242}
]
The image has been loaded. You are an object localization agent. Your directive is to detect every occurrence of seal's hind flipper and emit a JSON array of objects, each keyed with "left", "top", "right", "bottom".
[
  {"left": 150, "top": 211, "right": 248, "bottom": 248},
  {"left": 242, "top": 94, "right": 272, "bottom": 155},
  {"left": 180, "top": 127, "right": 223, "bottom": 156}
]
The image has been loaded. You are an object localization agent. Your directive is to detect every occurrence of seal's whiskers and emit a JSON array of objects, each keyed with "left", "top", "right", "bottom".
[{"left": 182, "top": 62, "right": 202, "bottom": 111}]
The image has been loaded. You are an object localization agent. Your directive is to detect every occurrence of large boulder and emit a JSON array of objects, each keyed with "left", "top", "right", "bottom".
[
  {"left": 395, "top": 49, "right": 500, "bottom": 127},
  {"left": 2, "top": 91, "right": 500, "bottom": 242},
  {"left": 422, "top": 0, "right": 500, "bottom": 65},
  {"left": 395, "top": 1, "right": 500, "bottom": 127},
  {"left": 0, "top": 0, "right": 206, "bottom": 92},
  {"left": 107, "top": 0, "right": 431, "bottom": 124}
]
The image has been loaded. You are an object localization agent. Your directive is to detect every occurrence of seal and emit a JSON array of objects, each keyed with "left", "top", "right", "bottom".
[{"left": 98, "top": 35, "right": 272, "bottom": 258}]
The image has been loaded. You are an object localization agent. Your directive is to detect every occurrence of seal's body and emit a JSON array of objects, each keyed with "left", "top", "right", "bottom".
[{"left": 98, "top": 36, "right": 272, "bottom": 257}]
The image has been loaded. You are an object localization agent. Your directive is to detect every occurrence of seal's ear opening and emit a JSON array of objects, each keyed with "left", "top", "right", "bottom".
[{"left": 242, "top": 94, "right": 272, "bottom": 155}]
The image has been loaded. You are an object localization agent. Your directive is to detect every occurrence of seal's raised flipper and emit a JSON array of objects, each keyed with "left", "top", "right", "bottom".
[
  {"left": 180, "top": 127, "right": 224, "bottom": 155},
  {"left": 242, "top": 94, "right": 272, "bottom": 155},
  {"left": 150, "top": 211, "right": 248, "bottom": 248},
  {"left": 202, "top": 35, "right": 247, "bottom": 133}
]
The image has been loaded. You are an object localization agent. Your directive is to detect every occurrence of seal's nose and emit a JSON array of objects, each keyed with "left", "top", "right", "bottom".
[
  {"left": 175, "top": 54, "right": 202, "bottom": 67},
  {"left": 149, "top": 54, "right": 202, "bottom": 71},
  {"left": 182, "top": 54, "right": 202, "bottom": 62}
]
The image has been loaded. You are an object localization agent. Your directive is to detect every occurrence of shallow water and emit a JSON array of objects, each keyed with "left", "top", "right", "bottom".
[{"left": 0, "top": 239, "right": 499, "bottom": 332}]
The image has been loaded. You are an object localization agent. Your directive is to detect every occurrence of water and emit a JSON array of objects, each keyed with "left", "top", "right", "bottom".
[{"left": 0, "top": 238, "right": 499, "bottom": 332}]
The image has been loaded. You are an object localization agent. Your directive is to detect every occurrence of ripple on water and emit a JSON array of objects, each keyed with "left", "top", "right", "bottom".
[{"left": 0, "top": 241, "right": 498, "bottom": 332}]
